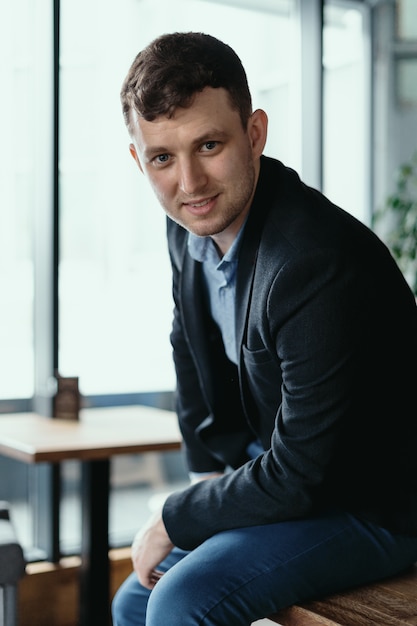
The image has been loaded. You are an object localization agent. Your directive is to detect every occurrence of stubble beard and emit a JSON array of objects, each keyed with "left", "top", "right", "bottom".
[{"left": 175, "top": 154, "right": 257, "bottom": 238}]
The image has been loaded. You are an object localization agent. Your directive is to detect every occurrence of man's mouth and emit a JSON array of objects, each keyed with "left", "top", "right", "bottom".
[
  {"left": 183, "top": 195, "right": 218, "bottom": 215},
  {"left": 189, "top": 199, "right": 211, "bottom": 208}
]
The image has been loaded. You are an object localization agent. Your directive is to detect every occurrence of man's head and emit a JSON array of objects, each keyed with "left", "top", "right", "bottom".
[
  {"left": 121, "top": 32, "right": 253, "bottom": 132},
  {"left": 122, "top": 33, "right": 267, "bottom": 253}
]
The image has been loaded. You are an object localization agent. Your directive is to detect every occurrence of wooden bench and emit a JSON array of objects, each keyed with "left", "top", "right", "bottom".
[{"left": 266, "top": 563, "right": 417, "bottom": 625}]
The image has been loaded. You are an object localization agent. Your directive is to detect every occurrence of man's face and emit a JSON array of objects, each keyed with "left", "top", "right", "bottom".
[{"left": 129, "top": 87, "right": 267, "bottom": 253}]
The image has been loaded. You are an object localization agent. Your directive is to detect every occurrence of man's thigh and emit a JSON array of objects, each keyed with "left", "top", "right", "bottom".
[{"left": 146, "top": 511, "right": 417, "bottom": 626}]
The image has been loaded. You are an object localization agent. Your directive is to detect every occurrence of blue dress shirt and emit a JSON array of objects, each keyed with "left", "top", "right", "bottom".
[
  {"left": 187, "top": 225, "right": 263, "bottom": 480},
  {"left": 187, "top": 226, "right": 246, "bottom": 365}
]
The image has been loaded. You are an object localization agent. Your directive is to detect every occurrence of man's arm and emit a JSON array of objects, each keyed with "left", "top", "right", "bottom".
[{"left": 131, "top": 473, "right": 223, "bottom": 587}]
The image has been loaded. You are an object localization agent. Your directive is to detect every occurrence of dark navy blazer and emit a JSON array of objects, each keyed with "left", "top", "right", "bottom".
[{"left": 163, "top": 156, "right": 417, "bottom": 550}]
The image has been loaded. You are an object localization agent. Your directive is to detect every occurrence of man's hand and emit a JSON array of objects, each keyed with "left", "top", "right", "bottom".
[{"left": 131, "top": 509, "right": 174, "bottom": 589}]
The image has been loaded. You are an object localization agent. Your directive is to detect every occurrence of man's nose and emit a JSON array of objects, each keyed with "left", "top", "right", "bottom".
[{"left": 178, "top": 159, "right": 207, "bottom": 195}]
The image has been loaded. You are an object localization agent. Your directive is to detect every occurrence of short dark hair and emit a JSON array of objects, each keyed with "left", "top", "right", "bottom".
[{"left": 121, "top": 32, "right": 253, "bottom": 131}]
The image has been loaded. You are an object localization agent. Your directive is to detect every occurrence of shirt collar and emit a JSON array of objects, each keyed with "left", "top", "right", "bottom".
[{"left": 188, "top": 220, "right": 247, "bottom": 268}]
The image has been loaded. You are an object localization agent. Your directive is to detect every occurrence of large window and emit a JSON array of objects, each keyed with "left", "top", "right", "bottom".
[
  {"left": 323, "top": 1, "right": 371, "bottom": 225},
  {"left": 395, "top": 0, "right": 417, "bottom": 108},
  {"left": 58, "top": 0, "right": 298, "bottom": 397},
  {"left": 58, "top": 0, "right": 299, "bottom": 552},
  {"left": 2, "top": 0, "right": 301, "bottom": 556},
  {"left": 0, "top": 0, "right": 36, "bottom": 402},
  {"left": 1, "top": 0, "right": 372, "bottom": 558}
]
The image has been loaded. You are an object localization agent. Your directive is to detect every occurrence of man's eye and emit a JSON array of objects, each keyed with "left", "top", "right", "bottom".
[
  {"left": 202, "top": 141, "right": 218, "bottom": 151},
  {"left": 155, "top": 154, "right": 170, "bottom": 164}
]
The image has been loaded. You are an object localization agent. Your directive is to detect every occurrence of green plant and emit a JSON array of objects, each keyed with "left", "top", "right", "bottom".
[{"left": 374, "top": 151, "right": 417, "bottom": 296}]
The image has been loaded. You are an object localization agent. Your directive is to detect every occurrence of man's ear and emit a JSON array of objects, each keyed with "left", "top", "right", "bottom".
[
  {"left": 248, "top": 109, "right": 268, "bottom": 159},
  {"left": 129, "top": 143, "right": 144, "bottom": 173}
]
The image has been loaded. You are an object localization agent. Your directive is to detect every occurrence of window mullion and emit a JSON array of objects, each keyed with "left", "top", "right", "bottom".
[{"left": 32, "top": 0, "right": 61, "bottom": 563}]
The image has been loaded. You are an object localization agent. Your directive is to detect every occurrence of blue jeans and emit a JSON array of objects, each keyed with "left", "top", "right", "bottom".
[{"left": 112, "top": 510, "right": 417, "bottom": 626}]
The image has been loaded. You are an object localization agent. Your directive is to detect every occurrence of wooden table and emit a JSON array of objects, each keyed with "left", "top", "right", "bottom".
[{"left": 0, "top": 405, "right": 182, "bottom": 626}]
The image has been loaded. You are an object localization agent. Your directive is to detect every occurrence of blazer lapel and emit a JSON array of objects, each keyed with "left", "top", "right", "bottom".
[
  {"left": 235, "top": 158, "right": 278, "bottom": 427},
  {"left": 235, "top": 232, "right": 259, "bottom": 353},
  {"left": 235, "top": 158, "right": 272, "bottom": 353},
  {"left": 180, "top": 250, "right": 215, "bottom": 403}
]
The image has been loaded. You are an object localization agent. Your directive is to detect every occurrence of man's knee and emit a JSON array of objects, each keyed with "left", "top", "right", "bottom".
[
  {"left": 146, "top": 570, "right": 198, "bottom": 624},
  {"left": 111, "top": 586, "right": 128, "bottom": 626},
  {"left": 111, "top": 573, "right": 148, "bottom": 626},
  {"left": 112, "top": 586, "right": 134, "bottom": 626}
]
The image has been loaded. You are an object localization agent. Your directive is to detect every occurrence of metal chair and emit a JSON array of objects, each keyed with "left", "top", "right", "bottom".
[{"left": 0, "top": 502, "right": 25, "bottom": 626}]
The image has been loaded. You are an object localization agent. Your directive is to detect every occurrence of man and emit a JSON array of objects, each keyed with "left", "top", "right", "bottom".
[{"left": 112, "top": 32, "right": 417, "bottom": 626}]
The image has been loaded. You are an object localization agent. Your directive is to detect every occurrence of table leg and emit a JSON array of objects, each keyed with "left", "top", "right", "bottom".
[
  {"left": 32, "top": 463, "right": 61, "bottom": 562},
  {"left": 79, "top": 458, "right": 111, "bottom": 626}
]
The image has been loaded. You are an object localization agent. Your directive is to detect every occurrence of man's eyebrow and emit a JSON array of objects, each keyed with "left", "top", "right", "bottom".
[
  {"left": 193, "top": 129, "right": 230, "bottom": 145},
  {"left": 143, "top": 145, "right": 169, "bottom": 160}
]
